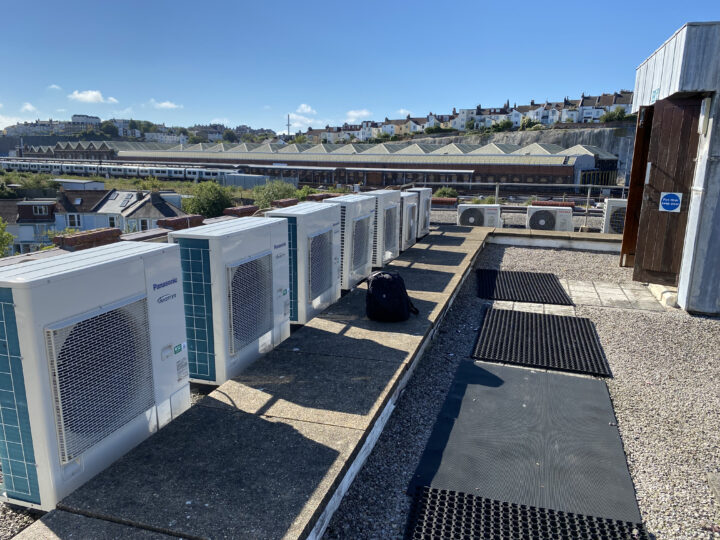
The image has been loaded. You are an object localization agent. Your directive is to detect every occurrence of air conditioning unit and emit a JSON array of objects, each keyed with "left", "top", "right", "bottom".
[
  {"left": 0, "top": 242, "right": 190, "bottom": 510},
  {"left": 409, "top": 187, "right": 432, "bottom": 238},
  {"left": 400, "top": 192, "right": 419, "bottom": 251},
  {"left": 457, "top": 204, "right": 503, "bottom": 227},
  {"left": 266, "top": 203, "right": 341, "bottom": 324},
  {"left": 323, "top": 194, "right": 375, "bottom": 290},
  {"left": 603, "top": 198, "right": 628, "bottom": 234},
  {"left": 364, "top": 190, "right": 401, "bottom": 267},
  {"left": 169, "top": 217, "right": 290, "bottom": 385},
  {"left": 526, "top": 206, "right": 574, "bottom": 231}
]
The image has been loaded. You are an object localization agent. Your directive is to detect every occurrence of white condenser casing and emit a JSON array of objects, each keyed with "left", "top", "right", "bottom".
[
  {"left": 602, "top": 199, "right": 628, "bottom": 234},
  {"left": 526, "top": 206, "right": 574, "bottom": 231},
  {"left": 266, "top": 203, "right": 341, "bottom": 324},
  {"left": 169, "top": 217, "right": 290, "bottom": 385},
  {"left": 0, "top": 241, "right": 191, "bottom": 511},
  {"left": 364, "top": 190, "right": 401, "bottom": 267},
  {"left": 400, "top": 192, "right": 419, "bottom": 251},
  {"left": 457, "top": 204, "right": 503, "bottom": 227},
  {"left": 323, "top": 194, "right": 375, "bottom": 290},
  {"left": 409, "top": 187, "right": 432, "bottom": 238}
]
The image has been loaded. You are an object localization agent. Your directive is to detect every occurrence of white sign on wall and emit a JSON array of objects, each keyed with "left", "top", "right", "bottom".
[{"left": 659, "top": 192, "right": 682, "bottom": 213}]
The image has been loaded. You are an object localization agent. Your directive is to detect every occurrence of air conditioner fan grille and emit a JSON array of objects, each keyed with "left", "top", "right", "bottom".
[
  {"left": 45, "top": 298, "right": 155, "bottom": 464},
  {"left": 308, "top": 230, "right": 333, "bottom": 300},
  {"left": 384, "top": 206, "right": 398, "bottom": 257},
  {"left": 228, "top": 253, "right": 274, "bottom": 355},
  {"left": 352, "top": 216, "right": 371, "bottom": 272}
]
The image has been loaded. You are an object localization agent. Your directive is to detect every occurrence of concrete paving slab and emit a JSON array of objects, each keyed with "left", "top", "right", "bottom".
[
  {"left": 394, "top": 246, "right": 471, "bottom": 268},
  {"left": 386, "top": 265, "right": 460, "bottom": 295},
  {"left": 512, "top": 302, "right": 545, "bottom": 314},
  {"left": 14, "top": 510, "right": 177, "bottom": 539},
  {"left": 543, "top": 305, "right": 576, "bottom": 316},
  {"left": 201, "top": 350, "right": 406, "bottom": 430},
  {"left": 59, "top": 405, "right": 362, "bottom": 540}
]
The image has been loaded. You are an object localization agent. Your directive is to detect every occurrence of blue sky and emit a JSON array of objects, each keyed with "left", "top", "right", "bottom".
[{"left": 1, "top": 1, "right": 718, "bottom": 133}]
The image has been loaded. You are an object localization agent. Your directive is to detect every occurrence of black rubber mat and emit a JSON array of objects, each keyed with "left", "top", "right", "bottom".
[
  {"left": 473, "top": 308, "right": 611, "bottom": 376},
  {"left": 405, "top": 486, "right": 650, "bottom": 540},
  {"left": 476, "top": 269, "right": 573, "bottom": 305},
  {"left": 409, "top": 361, "right": 641, "bottom": 523}
]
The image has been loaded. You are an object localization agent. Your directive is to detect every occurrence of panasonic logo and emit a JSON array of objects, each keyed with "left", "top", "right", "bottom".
[
  {"left": 153, "top": 277, "right": 178, "bottom": 290},
  {"left": 274, "top": 242, "right": 286, "bottom": 249},
  {"left": 157, "top": 293, "right": 177, "bottom": 304}
]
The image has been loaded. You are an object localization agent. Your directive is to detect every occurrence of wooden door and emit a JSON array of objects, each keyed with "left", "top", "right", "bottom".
[{"left": 632, "top": 97, "right": 701, "bottom": 285}]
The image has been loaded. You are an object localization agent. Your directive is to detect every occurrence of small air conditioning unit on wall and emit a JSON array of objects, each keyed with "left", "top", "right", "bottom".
[
  {"left": 526, "top": 206, "right": 574, "bottom": 231},
  {"left": 457, "top": 204, "right": 503, "bottom": 227},
  {"left": 400, "top": 192, "right": 419, "bottom": 251},
  {"left": 323, "top": 194, "right": 376, "bottom": 290},
  {"left": 169, "top": 217, "right": 291, "bottom": 385},
  {"left": 603, "top": 199, "right": 628, "bottom": 234},
  {"left": 0, "top": 242, "right": 190, "bottom": 510},
  {"left": 364, "top": 190, "right": 401, "bottom": 267},
  {"left": 409, "top": 187, "right": 432, "bottom": 238},
  {"left": 266, "top": 203, "right": 342, "bottom": 324}
]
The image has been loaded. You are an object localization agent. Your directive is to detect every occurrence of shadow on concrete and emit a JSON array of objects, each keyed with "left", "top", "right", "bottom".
[
  {"left": 398, "top": 247, "right": 467, "bottom": 267},
  {"left": 393, "top": 266, "right": 456, "bottom": 294},
  {"left": 59, "top": 404, "right": 344, "bottom": 540}
]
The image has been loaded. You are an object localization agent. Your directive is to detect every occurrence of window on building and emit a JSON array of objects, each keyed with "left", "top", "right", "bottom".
[
  {"left": 67, "top": 214, "right": 81, "bottom": 228},
  {"left": 108, "top": 215, "right": 117, "bottom": 228},
  {"left": 140, "top": 218, "right": 150, "bottom": 231},
  {"left": 32, "top": 205, "right": 49, "bottom": 216}
]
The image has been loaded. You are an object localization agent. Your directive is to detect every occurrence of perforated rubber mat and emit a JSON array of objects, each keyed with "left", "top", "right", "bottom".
[
  {"left": 476, "top": 269, "right": 573, "bottom": 305},
  {"left": 409, "top": 362, "right": 641, "bottom": 523},
  {"left": 405, "top": 486, "right": 650, "bottom": 540},
  {"left": 473, "top": 308, "right": 611, "bottom": 376}
]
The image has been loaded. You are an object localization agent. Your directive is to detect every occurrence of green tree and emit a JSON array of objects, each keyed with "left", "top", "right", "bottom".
[
  {"left": 252, "top": 180, "right": 298, "bottom": 209},
  {"left": 295, "top": 185, "right": 318, "bottom": 201},
  {"left": 133, "top": 176, "right": 161, "bottom": 191},
  {"left": 129, "top": 119, "right": 138, "bottom": 130},
  {"left": 0, "top": 217, "right": 15, "bottom": 256},
  {"left": 465, "top": 119, "right": 475, "bottom": 131},
  {"left": 222, "top": 129, "right": 238, "bottom": 143},
  {"left": 291, "top": 134, "right": 307, "bottom": 144},
  {"left": 100, "top": 120, "right": 119, "bottom": 138},
  {"left": 434, "top": 187, "right": 458, "bottom": 198},
  {"left": 188, "top": 134, "right": 208, "bottom": 144},
  {"left": 183, "top": 181, "right": 233, "bottom": 218},
  {"left": 600, "top": 107, "right": 627, "bottom": 123},
  {"left": 520, "top": 117, "right": 539, "bottom": 130}
]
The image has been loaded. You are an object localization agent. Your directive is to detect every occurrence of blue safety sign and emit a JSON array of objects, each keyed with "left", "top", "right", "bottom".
[{"left": 659, "top": 192, "right": 682, "bottom": 213}]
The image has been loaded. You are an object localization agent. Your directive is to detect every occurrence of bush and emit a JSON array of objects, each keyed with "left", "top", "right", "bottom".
[
  {"left": 434, "top": 187, "right": 458, "bottom": 198},
  {"left": 523, "top": 196, "right": 538, "bottom": 206},
  {"left": 295, "top": 185, "right": 318, "bottom": 201},
  {"left": 183, "top": 181, "right": 233, "bottom": 217},
  {"left": 252, "top": 180, "right": 297, "bottom": 209},
  {"left": 529, "top": 124, "right": 545, "bottom": 131}
]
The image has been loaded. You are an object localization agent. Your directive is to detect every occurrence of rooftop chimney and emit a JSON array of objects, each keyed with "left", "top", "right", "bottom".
[
  {"left": 53, "top": 228, "right": 122, "bottom": 252},
  {"left": 156, "top": 215, "right": 205, "bottom": 231},
  {"left": 223, "top": 205, "right": 259, "bottom": 217}
]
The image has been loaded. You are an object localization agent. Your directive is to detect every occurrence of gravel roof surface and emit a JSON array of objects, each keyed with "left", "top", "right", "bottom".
[{"left": 324, "top": 245, "right": 720, "bottom": 540}]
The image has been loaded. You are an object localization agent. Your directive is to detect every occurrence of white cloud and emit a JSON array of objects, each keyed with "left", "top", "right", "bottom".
[
  {"left": 150, "top": 98, "right": 182, "bottom": 110},
  {"left": 397, "top": 108, "right": 412, "bottom": 116},
  {"left": 296, "top": 103, "right": 316, "bottom": 115},
  {"left": 68, "top": 89, "right": 116, "bottom": 103},
  {"left": 56, "top": 108, "right": 66, "bottom": 113},
  {"left": 48, "top": 84, "right": 62, "bottom": 90},
  {"left": 346, "top": 109, "right": 372, "bottom": 123},
  {"left": 21, "top": 102, "right": 37, "bottom": 113},
  {"left": 0, "top": 114, "right": 29, "bottom": 129},
  {"left": 210, "top": 118, "right": 230, "bottom": 126}
]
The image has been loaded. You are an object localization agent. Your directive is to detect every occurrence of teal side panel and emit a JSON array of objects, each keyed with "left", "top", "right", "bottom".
[
  {"left": 0, "top": 288, "right": 41, "bottom": 505},
  {"left": 286, "top": 217, "right": 299, "bottom": 322},
  {"left": 177, "top": 238, "right": 216, "bottom": 381}
]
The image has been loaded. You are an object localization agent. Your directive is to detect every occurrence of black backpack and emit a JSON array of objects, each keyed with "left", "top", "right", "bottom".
[{"left": 366, "top": 271, "right": 419, "bottom": 322}]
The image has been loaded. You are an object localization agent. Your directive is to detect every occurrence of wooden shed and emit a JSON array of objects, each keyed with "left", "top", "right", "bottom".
[{"left": 622, "top": 21, "right": 720, "bottom": 314}]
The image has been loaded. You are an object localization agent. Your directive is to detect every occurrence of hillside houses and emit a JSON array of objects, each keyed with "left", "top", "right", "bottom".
[{"left": 301, "top": 91, "right": 634, "bottom": 142}]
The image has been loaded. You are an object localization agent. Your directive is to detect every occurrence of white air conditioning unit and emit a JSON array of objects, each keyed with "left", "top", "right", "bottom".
[
  {"left": 266, "top": 203, "right": 341, "bottom": 324},
  {"left": 457, "top": 204, "right": 503, "bottom": 227},
  {"left": 0, "top": 242, "right": 190, "bottom": 511},
  {"left": 323, "top": 194, "right": 375, "bottom": 290},
  {"left": 400, "top": 192, "right": 419, "bottom": 251},
  {"left": 603, "top": 198, "right": 628, "bottom": 234},
  {"left": 409, "top": 187, "right": 432, "bottom": 238},
  {"left": 364, "top": 190, "right": 401, "bottom": 267},
  {"left": 169, "top": 217, "right": 290, "bottom": 385},
  {"left": 526, "top": 206, "right": 574, "bottom": 231}
]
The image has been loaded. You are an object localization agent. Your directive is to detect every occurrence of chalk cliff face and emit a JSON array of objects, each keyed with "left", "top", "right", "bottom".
[{"left": 415, "top": 125, "right": 637, "bottom": 179}]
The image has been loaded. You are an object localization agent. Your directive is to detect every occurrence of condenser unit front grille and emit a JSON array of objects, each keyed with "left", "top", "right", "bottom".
[
  {"left": 45, "top": 298, "right": 155, "bottom": 464},
  {"left": 308, "top": 229, "right": 333, "bottom": 300},
  {"left": 372, "top": 198, "right": 379, "bottom": 264},
  {"left": 384, "top": 206, "right": 398, "bottom": 255},
  {"left": 609, "top": 207, "right": 626, "bottom": 233},
  {"left": 339, "top": 206, "right": 347, "bottom": 283},
  {"left": 227, "top": 252, "right": 274, "bottom": 355},
  {"left": 352, "top": 215, "right": 371, "bottom": 272}
]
